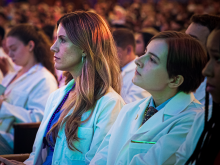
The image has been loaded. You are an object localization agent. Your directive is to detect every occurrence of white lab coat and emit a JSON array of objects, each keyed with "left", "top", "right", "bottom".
[
  {"left": 0, "top": 63, "right": 57, "bottom": 148},
  {"left": 175, "top": 111, "right": 204, "bottom": 165},
  {"left": 121, "top": 59, "right": 151, "bottom": 103},
  {"left": 24, "top": 79, "right": 125, "bottom": 165},
  {"left": 90, "top": 92, "right": 204, "bottom": 165}
]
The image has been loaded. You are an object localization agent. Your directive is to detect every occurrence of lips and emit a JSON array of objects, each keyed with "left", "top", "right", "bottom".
[
  {"left": 54, "top": 56, "right": 60, "bottom": 60},
  {"left": 135, "top": 70, "right": 141, "bottom": 76},
  {"left": 206, "top": 83, "right": 215, "bottom": 93}
]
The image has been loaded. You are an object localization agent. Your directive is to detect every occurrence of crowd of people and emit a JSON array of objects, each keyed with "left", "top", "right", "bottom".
[{"left": 0, "top": 0, "right": 219, "bottom": 165}]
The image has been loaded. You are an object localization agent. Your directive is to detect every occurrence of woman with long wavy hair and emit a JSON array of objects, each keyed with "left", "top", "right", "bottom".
[
  {"left": 0, "top": 11, "right": 124, "bottom": 165},
  {"left": 0, "top": 24, "right": 57, "bottom": 155}
]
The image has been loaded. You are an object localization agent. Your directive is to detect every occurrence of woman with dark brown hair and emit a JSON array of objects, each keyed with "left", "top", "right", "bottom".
[
  {"left": 0, "top": 11, "right": 124, "bottom": 165},
  {"left": 0, "top": 24, "right": 57, "bottom": 155},
  {"left": 90, "top": 31, "right": 207, "bottom": 165}
]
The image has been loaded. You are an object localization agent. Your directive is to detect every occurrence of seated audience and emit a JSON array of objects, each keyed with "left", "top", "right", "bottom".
[
  {"left": 112, "top": 28, "right": 150, "bottom": 103},
  {"left": 176, "top": 27, "right": 220, "bottom": 165},
  {"left": 90, "top": 31, "right": 207, "bottom": 165},
  {"left": 0, "top": 11, "right": 124, "bottom": 165},
  {"left": 0, "top": 24, "right": 58, "bottom": 154},
  {"left": 0, "top": 26, "right": 15, "bottom": 83},
  {"left": 186, "top": 14, "right": 220, "bottom": 106}
]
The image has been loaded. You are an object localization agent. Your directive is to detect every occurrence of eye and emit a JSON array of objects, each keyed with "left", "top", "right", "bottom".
[
  {"left": 59, "top": 37, "right": 66, "bottom": 43},
  {"left": 150, "top": 56, "right": 157, "bottom": 63}
]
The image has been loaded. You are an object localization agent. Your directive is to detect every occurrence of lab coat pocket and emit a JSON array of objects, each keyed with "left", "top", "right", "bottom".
[
  {"left": 65, "top": 127, "right": 93, "bottom": 161},
  {"left": 7, "top": 89, "right": 28, "bottom": 107},
  {"left": 128, "top": 141, "right": 154, "bottom": 162}
]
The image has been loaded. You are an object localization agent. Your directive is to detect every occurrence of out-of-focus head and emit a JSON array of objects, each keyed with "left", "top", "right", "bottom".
[
  {"left": 134, "top": 31, "right": 207, "bottom": 94},
  {"left": 112, "top": 28, "right": 135, "bottom": 68},
  {"left": 0, "top": 26, "right": 5, "bottom": 45},
  {"left": 6, "top": 24, "right": 55, "bottom": 77},
  {"left": 51, "top": 11, "right": 121, "bottom": 92},
  {"left": 135, "top": 32, "right": 154, "bottom": 57},
  {"left": 186, "top": 14, "right": 220, "bottom": 48},
  {"left": 203, "top": 28, "right": 220, "bottom": 103}
]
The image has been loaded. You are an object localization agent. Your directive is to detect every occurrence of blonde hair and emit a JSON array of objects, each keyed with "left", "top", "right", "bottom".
[{"left": 47, "top": 11, "right": 121, "bottom": 151}]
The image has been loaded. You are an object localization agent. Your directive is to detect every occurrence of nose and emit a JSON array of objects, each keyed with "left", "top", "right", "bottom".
[
  {"left": 135, "top": 56, "right": 144, "bottom": 68},
  {"left": 202, "top": 60, "right": 213, "bottom": 78},
  {"left": 50, "top": 41, "right": 58, "bottom": 53}
]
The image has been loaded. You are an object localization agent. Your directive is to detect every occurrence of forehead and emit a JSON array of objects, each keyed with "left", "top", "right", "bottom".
[
  {"left": 57, "top": 24, "right": 67, "bottom": 36},
  {"left": 185, "top": 23, "right": 210, "bottom": 41},
  {"left": 6, "top": 36, "right": 21, "bottom": 46},
  {"left": 207, "top": 29, "right": 220, "bottom": 56},
  {"left": 147, "top": 39, "right": 168, "bottom": 59}
]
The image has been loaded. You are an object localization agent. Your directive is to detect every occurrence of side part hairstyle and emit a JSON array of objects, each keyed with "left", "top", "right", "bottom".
[
  {"left": 47, "top": 11, "right": 121, "bottom": 151},
  {"left": 7, "top": 24, "right": 56, "bottom": 79},
  {"left": 150, "top": 31, "right": 207, "bottom": 93},
  {"left": 191, "top": 14, "right": 220, "bottom": 32}
]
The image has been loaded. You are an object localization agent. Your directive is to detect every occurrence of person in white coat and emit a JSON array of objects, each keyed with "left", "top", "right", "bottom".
[
  {"left": 0, "top": 24, "right": 58, "bottom": 154},
  {"left": 90, "top": 31, "right": 207, "bottom": 165},
  {"left": 0, "top": 11, "right": 124, "bottom": 165},
  {"left": 112, "top": 28, "right": 150, "bottom": 103},
  {"left": 176, "top": 27, "right": 220, "bottom": 165}
]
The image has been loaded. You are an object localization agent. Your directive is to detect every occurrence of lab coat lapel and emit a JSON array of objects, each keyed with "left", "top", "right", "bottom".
[
  {"left": 33, "top": 79, "right": 75, "bottom": 164},
  {"left": 129, "top": 97, "right": 151, "bottom": 136},
  {"left": 135, "top": 92, "right": 196, "bottom": 135}
]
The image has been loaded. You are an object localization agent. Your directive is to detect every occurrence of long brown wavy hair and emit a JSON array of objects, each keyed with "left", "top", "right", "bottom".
[
  {"left": 7, "top": 24, "right": 57, "bottom": 79},
  {"left": 47, "top": 11, "right": 121, "bottom": 151}
]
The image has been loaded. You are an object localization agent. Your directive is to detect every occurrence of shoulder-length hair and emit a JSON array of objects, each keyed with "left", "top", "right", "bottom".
[
  {"left": 47, "top": 11, "right": 121, "bottom": 151},
  {"left": 150, "top": 31, "right": 207, "bottom": 93},
  {"left": 7, "top": 24, "right": 57, "bottom": 79}
]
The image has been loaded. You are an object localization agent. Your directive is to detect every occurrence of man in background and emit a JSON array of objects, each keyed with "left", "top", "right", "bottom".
[{"left": 113, "top": 28, "right": 150, "bottom": 103}]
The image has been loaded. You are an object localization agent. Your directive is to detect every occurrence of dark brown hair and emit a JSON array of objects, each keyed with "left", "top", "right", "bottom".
[
  {"left": 112, "top": 28, "right": 135, "bottom": 51},
  {"left": 150, "top": 31, "right": 207, "bottom": 93},
  {"left": 191, "top": 14, "right": 220, "bottom": 32},
  {"left": 7, "top": 24, "right": 57, "bottom": 79},
  {"left": 47, "top": 11, "right": 121, "bottom": 151}
]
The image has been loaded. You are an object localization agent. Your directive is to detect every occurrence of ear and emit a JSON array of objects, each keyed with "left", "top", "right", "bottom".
[
  {"left": 168, "top": 75, "right": 184, "bottom": 89},
  {"left": 28, "top": 40, "right": 35, "bottom": 51},
  {"left": 126, "top": 45, "right": 133, "bottom": 55}
]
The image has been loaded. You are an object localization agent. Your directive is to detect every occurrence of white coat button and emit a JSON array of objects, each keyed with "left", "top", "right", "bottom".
[{"left": 54, "top": 160, "right": 59, "bottom": 164}]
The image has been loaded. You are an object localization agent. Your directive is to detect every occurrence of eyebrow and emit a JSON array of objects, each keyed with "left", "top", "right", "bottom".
[
  {"left": 149, "top": 52, "right": 160, "bottom": 61},
  {"left": 8, "top": 44, "right": 16, "bottom": 48},
  {"left": 58, "top": 35, "right": 66, "bottom": 38}
]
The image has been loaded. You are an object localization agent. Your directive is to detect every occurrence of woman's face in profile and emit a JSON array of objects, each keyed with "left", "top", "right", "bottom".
[
  {"left": 203, "top": 29, "right": 220, "bottom": 103},
  {"left": 133, "top": 39, "right": 170, "bottom": 93},
  {"left": 135, "top": 33, "right": 145, "bottom": 56},
  {"left": 6, "top": 36, "right": 31, "bottom": 66},
  {"left": 51, "top": 24, "right": 83, "bottom": 73}
]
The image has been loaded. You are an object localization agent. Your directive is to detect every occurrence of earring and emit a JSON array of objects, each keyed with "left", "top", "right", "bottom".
[{"left": 82, "top": 56, "right": 85, "bottom": 63}]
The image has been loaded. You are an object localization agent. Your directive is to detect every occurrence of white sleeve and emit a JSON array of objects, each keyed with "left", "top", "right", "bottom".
[
  {"left": 85, "top": 97, "right": 124, "bottom": 164},
  {"left": 0, "top": 78, "right": 57, "bottom": 123}
]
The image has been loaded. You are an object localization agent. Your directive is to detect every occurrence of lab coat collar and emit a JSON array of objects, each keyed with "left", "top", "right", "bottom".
[
  {"left": 133, "top": 92, "right": 196, "bottom": 135},
  {"left": 121, "top": 57, "right": 137, "bottom": 74},
  {"left": 33, "top": 79, "right": 75, "bottom": 164},
  {"left": 3, "top": 63, "right": 42, "bottom": 87}
]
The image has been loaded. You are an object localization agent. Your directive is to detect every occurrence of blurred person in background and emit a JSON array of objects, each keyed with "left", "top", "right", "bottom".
[
  {"left": 176, "top": 26, "right": 220, "bottom": 165},
  {"left": 113, "top": 28, "right": 151, "bottom": 103},
  {"left": 0, "top": 26, "right": 15, "bottom": 83},
  {"left": 0, "top": 24, "right": 57, "bottom": 154},
  {"left": 186, "top": 14, "right": 220, "bottom": 106},
  {"left": 135, "top": 31, "right": 155, "bottom": 57}
]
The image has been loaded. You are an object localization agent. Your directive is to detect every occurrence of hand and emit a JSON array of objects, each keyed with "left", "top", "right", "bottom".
[
  {"left": 0, "top": 57, "right": 9, "bottom": 76},
  {"left": 0, "top": 157, "right": 25, "bottom": 165}
]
